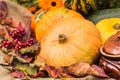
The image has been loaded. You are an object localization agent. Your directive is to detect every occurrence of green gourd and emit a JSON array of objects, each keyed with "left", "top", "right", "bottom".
[
  {"left": 63, "top": 0, "right": 120, "bottom": 16},
  {"left": 87, "top": 8, "right": 120, "bottom": 24},
  {"left": 63, "top": 0, "right": 97, "bottom": 16}
]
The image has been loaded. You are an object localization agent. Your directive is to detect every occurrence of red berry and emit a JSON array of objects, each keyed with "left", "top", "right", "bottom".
[{"left": 10, "top": 28, "right": 25, "bottom": 40}]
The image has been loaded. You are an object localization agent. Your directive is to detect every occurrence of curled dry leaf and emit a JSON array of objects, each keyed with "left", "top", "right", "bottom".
[
  {"left": 0, "top": 28, "right": 5, "bottom": 36},
  {"left": 88, "top": 65, "right": 108, "bottom": 77},
  {"left": 30, "top": 70, "right": 48, "bottom": 78},
  {"left": 0, "top": 18, "right": 12, "bottom": 25},
  {"left": 10, "top": 70, "right": 25, "bottom": 78},
  {"left": 45, "top": 65, "right": 63, "bottom": 78},
  {"left": 0, "top": 1, "right": 8, "bottom": 20},
  {"left": 0, "top": 17, "right": 25, "bottom": 28},
  {"left": 64, "top": 62, "right": 108, "bottom": 78},
  {"left": 59, "top": 73, "right": 75, "bottom": 78},
  {"left": 3, "top": 26, "right": 13, "bottom": 41},
  {"left": 4, "top": 54, "right": 14, "bottom": 64},
  {"left": 64, "top": 62, "right": 90, "bottom": 77},
  {"left": 40, "top": 62, "right": 108, "bottom": 78},
  {"left": 19, "top": 42, "right": 40, "bottom": 54}
]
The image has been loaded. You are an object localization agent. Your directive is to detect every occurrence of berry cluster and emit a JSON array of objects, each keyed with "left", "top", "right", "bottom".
[
  {"left": 0, "top": 41, "right": 14, "bottom": 49},
  {"left": 14, "top": 39, "right": 26, "bottom": 50},
  {"left": 26, "top": 38, "right": 35, "bottom": 47},
  {"left": 10, "top": 28, "right": 25, "bottom": 40},
  {"left": 14, "top": 38, "right": 35, "bottom": 50},
  {"left": 0, "top": 26, "right": 36, "bottom": 50},
  {"left": 0, "top": 38, "right": 36, "bottom": 50}
]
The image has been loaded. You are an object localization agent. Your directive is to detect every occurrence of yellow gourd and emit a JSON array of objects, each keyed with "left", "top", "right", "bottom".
[{"left": 96, "top": 18, "right": 120, "bottom": 44}]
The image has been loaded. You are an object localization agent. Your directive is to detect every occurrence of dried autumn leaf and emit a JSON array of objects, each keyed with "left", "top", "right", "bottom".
[
  {"left": 19, "top": 42, "right": 40, "bottom": 54},
  {"left": 22, "top": 23, "right": 31, "bottom": 41},
  {"left": 64, "top": 62, "right": 108, "bottom": 78},
  {"left": 4, "top": 54, "right": 13, "bottom": 64},
  {"left": 0, "top": 1, "right": 8, "bottom": 20},
  {"left": 17, "top": 22, "right": 23, "bottom": 29},
  {"left": 89, "top": 65, "right": 108, "bottom": 77},
  {"left": 45, "top": 65, "right": 63, "bottom": 78},
  {"left": 59, "top": 73, "right": 75, "bottom": 78},
  {"left": 0, "top": 18, "right": 12, "bottom": 25},
  {"left": 64, "top": 62, "right": 90, "bottom": 77},
  {"left": 3, "top": 26, "right": 13, "bottom": 41},
  {"left": 0, "top": 28, "right": 5, "bottom": 36}
]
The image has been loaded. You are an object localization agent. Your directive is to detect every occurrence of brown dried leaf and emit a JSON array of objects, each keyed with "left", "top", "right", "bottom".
[
  {"left": 3, "top": 26, "right": 13, "bottom": 41},
  {"left": 0, "top": 18, "right": 12, "bottom": 25},
  {"left": 88, "top": 65, "right": 108, "bottom": 77},
  {"left": 59, "top": 73, "right": 75, "bottom": 78},
  {"left": 45, "top": 66, "right": 63, "bottom": 78},
  {"left": 19, "top": 42, "right": 40, "bottom": 54},
  {"left": 4, "top": 54, "right": 14, "bottom": 64},
  {"left": 63, "top": 62, "right": 108, "bottom": 78},
  {"left": 0, "top": 1, "right": 8, "bottom": 20},
  {"left": 0, "top": 28, "right": 5, "bottom": 36},
  {"left": 64, "top": 62, "right": 90, "bottom": 77}
]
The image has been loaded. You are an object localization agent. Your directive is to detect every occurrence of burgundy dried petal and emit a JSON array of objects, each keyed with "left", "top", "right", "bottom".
[
  {"left": 91, "top": 64, "right": 108, "bottom": 77},
  {"left": 10, "top": 70, "right": 25, "bottom": 78},
  {"left": 30, "top": 71, "right": 48, "bottom": 78},
  {"left": 3, "top": 26, "right": 13, "bottom": 41},
  {"left": 22, "top": 25, "right": 31, "bottom": 41},
  {"left": 0, "top": 1, "right": 8, "bottom": 20},
  {"left": 18, "top": 54, "right": 32, "bottom": 62},
  {"left": 17, "top": 22, "right": 24, "bottom": 30},
  {"left": 11, "top": 19, "right": 22, "bottom": 28},
  {"left": 45, "top": 66, "right": 63, "bottom": 78},
  {"left": 25, "top": 57, "right": 33, "bottom": 63},
  {"left": 0, "top": 18, "right": 12, "bottom": 25}
]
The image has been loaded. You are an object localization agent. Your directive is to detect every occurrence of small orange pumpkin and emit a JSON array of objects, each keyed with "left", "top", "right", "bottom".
[
  {"left": 31, "top": 9, "right": 46, "bottom": 31},
  {"left": 35, "top": 7, "right": 84, "bottom": 42},
  {"left": 34, "top": 17, "right": 101, "bottom": 67}
]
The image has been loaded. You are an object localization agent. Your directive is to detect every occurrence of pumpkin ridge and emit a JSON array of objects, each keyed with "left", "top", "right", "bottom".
[
  {"left": 67, "top": 41, "right": 96, "bottom": 64},
  {"left": 35, "top": 7, "right": 84, "bottom": 42}
]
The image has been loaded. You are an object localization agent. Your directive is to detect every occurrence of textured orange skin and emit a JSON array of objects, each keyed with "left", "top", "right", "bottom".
[
  {"left": 34, "top": 17, "right": 102, "bottom": 67},
  {"left": 35, "top": 7, "right": 84, "bottom": 42},
  {"left": 31, "top": 9, "right": 46, "bottom": 32}
]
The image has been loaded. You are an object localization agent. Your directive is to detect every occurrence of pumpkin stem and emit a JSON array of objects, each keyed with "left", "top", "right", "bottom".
[
  {"left": 58, "top": 34, "right": 67, "bottom": 44},
  {"left": 113, "top": 23, "right": 120, "bottom": 30}
]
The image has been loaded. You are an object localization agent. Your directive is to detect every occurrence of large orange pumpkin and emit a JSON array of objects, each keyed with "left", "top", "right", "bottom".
[
  {"left": 35, "top": 7, "right": 84, "bottom": 42},
  {"left": 34, "top": 17, "right": 101, "bottom": 67}
]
